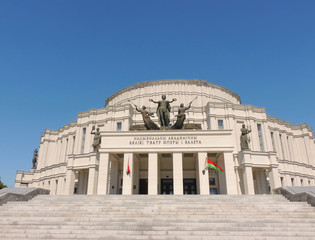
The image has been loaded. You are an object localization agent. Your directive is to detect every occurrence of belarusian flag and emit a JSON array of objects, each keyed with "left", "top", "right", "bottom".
[
  {"left": 126, "top": 159, "right": 131, "bottom": 175},
  {"left": 206, "top": 158, "right": 224, "bottom": 172}
]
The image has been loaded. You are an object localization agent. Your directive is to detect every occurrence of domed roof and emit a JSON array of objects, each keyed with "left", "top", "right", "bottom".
[{"left": 105, "top": 79, "right": 241, "bottom": 107}]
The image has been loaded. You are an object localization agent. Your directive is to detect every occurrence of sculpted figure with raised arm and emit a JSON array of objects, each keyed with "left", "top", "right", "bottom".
[{"left": 149, "top": 95, "right": 176, "bottom": 127}]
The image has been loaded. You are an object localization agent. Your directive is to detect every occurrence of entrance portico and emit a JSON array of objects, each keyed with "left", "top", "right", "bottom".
[
  {"left": 63, "top": 130, "right": 283, "bottom": 196},
  {"left": 97, "top": 129, "right": 237, "bottom": 195}
]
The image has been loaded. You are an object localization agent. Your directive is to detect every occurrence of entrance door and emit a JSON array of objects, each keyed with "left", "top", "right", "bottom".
[
  {"left": 209, "top": 176, "right": 219, "bottom": 194},
  {"left": 139, "top": 179, "right": 148, "bottom": 194},
  {"left": 161, "top": 179, "right": 173, "bottom": 194},
  {"left": 183, "top": 179, "right": 196, "bottom": 194}
]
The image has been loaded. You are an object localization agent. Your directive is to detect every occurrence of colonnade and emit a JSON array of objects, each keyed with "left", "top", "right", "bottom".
[{"left": 64, "top": 151, "right": 241, "bottom": 195}]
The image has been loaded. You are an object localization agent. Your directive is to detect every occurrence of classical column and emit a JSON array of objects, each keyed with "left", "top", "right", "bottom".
[
  {"left": 109, "top": 158, "right": 118, "bottom": 194},
  {"left": 64, "top": 169, "right": 76, "bottom": 195},
  {"left": 122, "top": 153, "right": 134, "bottom": 195},
  {"left": 258, "top": 170, "right": 268, "bottom": 194},
  {"left": 243, "top": 165, "right": 255, "bottom": 195},
  {"left": 198, "top": 152, "right": 209, "bottom": 195},
  {"left": 78, "top": 171, "right": 88, "bottom": 194},
  {"left": 222, "top": 152, "right": 238, "bottom": 194},
  {"left": 268, "top": 153, "right": 281, "bottom": 193},
  {"left": 173, "top": 152, "right": 183, "bottom": 195},
  {"left": 97, "top": 153, "right": 110, "bottom": 195},
  {"left": 284, "top": 174, "right": 291, "bottom": 187},
  {"left": 148, "top": 153, "right": 158, "bottom": 195},
  {"left": 57, "top": 176, "right": 64, "bottom": 195},
  {"left": 37, "top": 141, "right": 48, "bottom": 170},
  {"left": 269, "top": 166, "right": 282, "bottom": 192},
  {"left": 50, "top": 179, "right": 57, "bottom": 195},
  {"left": 87, "top": 167, "right": 99, "bottom": 195},
  {"left": 304, "top": 135, "right": 312, "bottom": 165}
]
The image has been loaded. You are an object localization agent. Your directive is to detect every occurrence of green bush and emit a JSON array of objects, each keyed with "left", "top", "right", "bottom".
[{"left": 0, "top": 180, "right": 7, "bottom": 189}]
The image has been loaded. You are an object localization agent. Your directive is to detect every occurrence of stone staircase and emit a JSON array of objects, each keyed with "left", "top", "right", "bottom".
[{"left": 0, "top": 194, "right": 315, "bottom": 240}]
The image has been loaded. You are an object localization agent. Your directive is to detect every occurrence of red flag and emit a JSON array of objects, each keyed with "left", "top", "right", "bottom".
[
  {"left": 206, "top": 158, "right": 224, "bottom": 172},
  {"left": 126, "top": 159, "right": 131, "bottom": 175}
]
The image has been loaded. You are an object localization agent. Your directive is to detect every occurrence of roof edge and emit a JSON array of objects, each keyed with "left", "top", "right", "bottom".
[{"left": 105, "top": 79, "right": 241, "bottom": 107}]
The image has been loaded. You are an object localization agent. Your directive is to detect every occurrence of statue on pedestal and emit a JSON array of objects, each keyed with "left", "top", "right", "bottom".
[
  {"left": 134, "top": 105, "right": 160, "bottom": 130},
  {"left": 240, "top": 124, "right": 251, "bottom": 150},
  {"left": 32, "top": 149, "right": 38, "bottom": 169},
  {"left": 91, "top": 126, "right": 101, "bottom": 152},
  {"left": 149, "top": 95, "right": 177, "bottom": 127}
]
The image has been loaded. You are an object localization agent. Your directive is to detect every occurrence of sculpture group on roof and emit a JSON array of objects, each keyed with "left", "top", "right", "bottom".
[{"left": 129, "top": 95, "right": 197, "bottom": 130}]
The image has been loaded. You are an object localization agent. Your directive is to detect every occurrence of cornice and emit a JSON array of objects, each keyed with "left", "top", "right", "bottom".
[
  {"left": 278, "top": 159, "right": 315, "bottom": 169},
  {"left": 267, "top": 116, "right": 314, "bottom": 134},
  {"left": 39, "top": 162, "right": 67, "bottom": 172},
  {"left": 105, "top": 79, "right": 241, "bottom": 107},
  {"left": 279, "top": 170, "right": 315, "bottom": 179},
  {"left": 41, "top": 121, "right": 78, "bottom": 138},
  {"left": 206, "top": 102, "right": 266, "bottom": 114}
]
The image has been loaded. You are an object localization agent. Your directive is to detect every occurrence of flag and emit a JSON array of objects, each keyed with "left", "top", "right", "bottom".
[
  {"left": 126, "top": 159, "right": 131, "bottom": 175},
  {"left": 206, "top": 158, "right": 224, "bottom": 172}
]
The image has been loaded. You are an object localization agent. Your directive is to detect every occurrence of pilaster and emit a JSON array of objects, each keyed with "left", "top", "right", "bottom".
[
  {"left": 173, "top": 152, "right": 183, "bottom": 195},
  {"left": 122, "top": 153, "right": 134, "bottom": 195},
  {"left": 109, "top": 158, "right": 119, "bottom": 194},
  {"left": 97, "top": 153, "right": 110, "bottom": 195},
  {"left": 148, "top": 153, "right": 158, "bottom": 195},
  {"left": 198, "top": 152, "right": 209, "bottom": 195},
  {"left": 65, "top": 169, "right": 75, "bottom": 195},
  {"left": 87, "top": 166, "right": 99, "bottom": 195},
  {"left": 223, "top": 152, "right": 238, "bottom": 194}
]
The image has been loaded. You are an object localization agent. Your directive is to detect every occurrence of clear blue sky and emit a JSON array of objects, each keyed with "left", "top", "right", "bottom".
[{"left": 1, "top": 0, "right": 314, "bottom": 187}]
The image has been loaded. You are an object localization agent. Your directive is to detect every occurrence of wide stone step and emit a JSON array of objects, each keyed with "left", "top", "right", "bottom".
[
  {"left": 1, "top": 194, "right": 314, "bottom": 240},
  {"left": 30, "top": 195, "right": 289, "bottom": 202},
  {"left": 1, "top": 212, "right": 314, "bottom": 219},
  {"left": 1, "top": 229, "right": 315, "bottom": 238},
  {"left": 2, "top": 204, "right": 312, "bottom": 211},
  {"left": 1, "top": 216, "right": 315, "bottom": 225},
  {"left": 2, "top": 223, "right": 315, "bottom": 232},
  {"left": 0, "top": 236, "right": 311, "bottom": 240}
]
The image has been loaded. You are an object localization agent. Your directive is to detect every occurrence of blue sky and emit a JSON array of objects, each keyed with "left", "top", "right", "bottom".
[{"left": 1, "top": 0, "right": 314, "bottom": 187}]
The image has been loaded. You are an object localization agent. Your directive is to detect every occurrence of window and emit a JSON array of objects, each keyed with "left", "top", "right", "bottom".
[
  {"left": 81, "top": 128, "right": 86, "bottom": 153},
  {"left": 117, "top": 122, "right": 122, "bottom": 131},
  {"left": 209, "top": 178, "right": 216, "bottom": 186},
  {"left": 271, "top": 132, "right": 276, "bottom": 152},
  {"left": 257, "top": 124, "right": 264, "bottom": 151},
  {"left": 55, "top": 180, "right": 58, "bottom": 194},
  {"left": 72, "top": 136, "right": 76, "bottom": 154},
  {"left": 218, "top": 120, "right": 224, "bottom": 129},
  {"left": 291, "top": 178, "right": 294, "bottom": 186},
  {"left": 300, "top": 179, "right": 303, "bottom": 186},
  {"left": 280, "top": 177, "right": 284, "bottom": 187}
]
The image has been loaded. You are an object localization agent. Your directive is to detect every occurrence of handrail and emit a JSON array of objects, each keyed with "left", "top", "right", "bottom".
[
  {"left": 274, "top": 186, "right": 315, "bottom": 207},
  {"left": 0, "top": 188, "right": 50, "bottom": 206}
]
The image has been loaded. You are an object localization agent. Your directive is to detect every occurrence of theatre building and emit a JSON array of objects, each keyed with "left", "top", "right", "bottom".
[{"left": 15, "top": 79, "right": 315, "bottom": 195}]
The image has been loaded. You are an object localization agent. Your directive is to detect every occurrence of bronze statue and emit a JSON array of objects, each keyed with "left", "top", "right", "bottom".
[
  {"left": 91, "top": 126, "right": 101, "bottom": 152},
  {"left": 32, "top": 149, "right": 38, "bottom": 169},
  {"left": 171, "top": 100, "right": 195, "bottom": 129},
  {"left": 149, "top": 95, "right": 176, "bottom": 127},
  {"left": 135, "top": 105, "right": 160, "bottom": 130},
  {"left": 240, "top": 124, "right": 251, "bottom": 150}
]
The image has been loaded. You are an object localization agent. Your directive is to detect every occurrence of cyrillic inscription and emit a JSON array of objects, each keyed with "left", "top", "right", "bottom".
[{"left": 129, "top": 136, "right": 202, "bottom": 145}]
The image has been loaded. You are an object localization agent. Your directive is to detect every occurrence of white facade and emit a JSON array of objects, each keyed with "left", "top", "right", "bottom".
[{"left": 15, "top": 79, "right": 315, "bottom": 195}]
